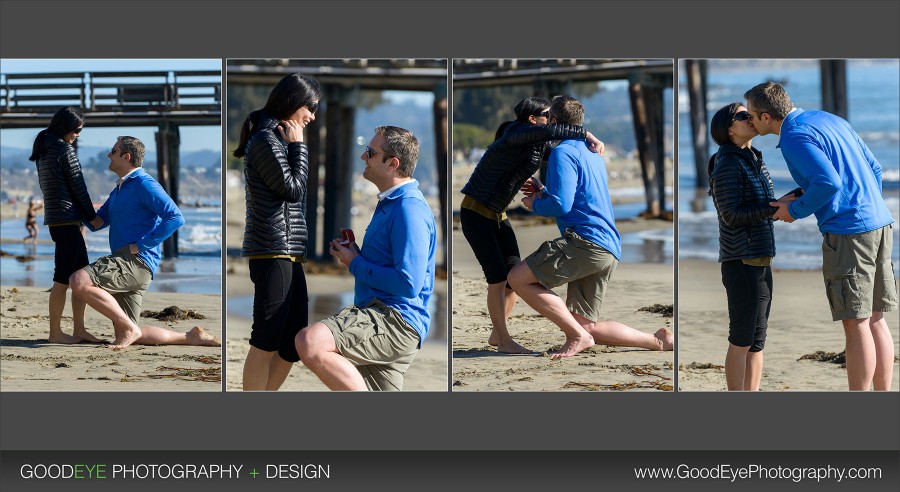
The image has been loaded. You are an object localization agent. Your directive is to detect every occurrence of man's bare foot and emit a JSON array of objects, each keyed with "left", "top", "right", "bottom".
[
  {"left": 654, "top": 328, "right": 674, "bottom": 351},
  {"left": 48, "top": 332, "right": 82, "bottom": 344},
  {"left": 550, "top": 335, "right": 595, "bottom": 359},
  {"left": 73, "top": 328, "right": 107, "bottom": 344},
  {"left": 108, "top": 325, "right": 142, "bottom": 350},
  {"left": 187, "top": 326, "right": 221, "bottom": 347}
]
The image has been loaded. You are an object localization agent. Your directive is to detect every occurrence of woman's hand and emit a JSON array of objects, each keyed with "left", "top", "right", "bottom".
[
  {"left": 586, "top": 132, "right": 604, "bottom": 155},
  {"left": 277, "top": 119, "right": 305, "bottom": 143}
]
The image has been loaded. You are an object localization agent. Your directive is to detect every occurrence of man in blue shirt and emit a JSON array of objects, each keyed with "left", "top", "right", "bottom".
[
  {"left": 508, "top": 96, "right": 673, "bottom": 358},
  {"left": 746, "top": 82, "right": 897, "bottom": 391},
  {"left": 70, "top": 136, "right": 220, "bottom": 350},
  {"left": 295, "top": 126, "right": 436, "bottom": 390}
]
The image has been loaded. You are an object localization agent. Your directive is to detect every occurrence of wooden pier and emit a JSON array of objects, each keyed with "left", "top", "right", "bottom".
[{"left": 1, "top": 70, "right": 222, "bottom": 257}]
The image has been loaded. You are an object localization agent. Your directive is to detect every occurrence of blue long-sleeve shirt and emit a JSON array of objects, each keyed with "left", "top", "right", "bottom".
[
  {"left": 94, "top": 168, "right": 184, "bottom": 276},
  {"left": 532, "top": 139, "right": 621, "bottom": 259},
  {"left": 348, "top": 180, "right": 436, "bottom": 344},
  {"left": 779, "top": 109, "right": 893, "bottom": 234}
]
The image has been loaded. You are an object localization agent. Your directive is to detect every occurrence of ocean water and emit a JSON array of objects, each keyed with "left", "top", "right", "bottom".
[
  {"left": 678, "top": 61, "right": 900, "bottom": 272},
  {"left": 0, "top": 206, "right": 222, "bottom": 294}
]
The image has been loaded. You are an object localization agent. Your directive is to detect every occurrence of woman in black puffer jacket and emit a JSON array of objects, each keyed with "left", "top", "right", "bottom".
[
  {"left": 460, "top": 96, "right": 602, "bottom": 354},
  {"left": 708, "top": 102, "right": 800, "bottom": 391},
  {"left": 29, "top": 106, "right": 103, "bottom": 344},
  {"left": 233, "top": 73, "right": 321, "bottom": 391}
]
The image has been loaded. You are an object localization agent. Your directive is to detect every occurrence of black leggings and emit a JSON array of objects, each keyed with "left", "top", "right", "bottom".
[
  {"left": 460, "top": 208, "right": 520, "bottom": 285},
  {"left": 248, "top": 258, "right": 309, "bottom": 362},
  {"left": 49, "top": 224, "right": 88, "bottom": 284},
  {"left": 721, "top": 260, "right": 772, "bottom": 352}
]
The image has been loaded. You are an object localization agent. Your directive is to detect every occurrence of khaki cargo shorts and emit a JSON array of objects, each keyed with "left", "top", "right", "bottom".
[
  {"left": 83, "top": 246, "right": 153, "bottom": 325},
  {"left": 822, "top": 224, "right": 898, "bottom": 321},
  {"left": 524, "top": 229, "right": 618, "bottom": 322},
  {"left": 321, "top": 298, "right": 420, "bottom": 391}
]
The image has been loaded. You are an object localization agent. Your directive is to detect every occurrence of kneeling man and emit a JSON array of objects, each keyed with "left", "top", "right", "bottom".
[{"left": 296, "top": 126, "right": 436, "bottom": 390}]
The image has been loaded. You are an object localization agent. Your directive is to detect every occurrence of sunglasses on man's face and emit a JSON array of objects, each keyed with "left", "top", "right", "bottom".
[
  {"left": 732, "top": 111, "right": 752, "bottom": 122},
  {"left": 305, "top": 101, "right": 319, "bottom": 114},
  {"left": 537, "top": 110, "right": 550, "bottom": 118},
  {"left": 365, "top": 146, "right": 396, "bottom": 160}
]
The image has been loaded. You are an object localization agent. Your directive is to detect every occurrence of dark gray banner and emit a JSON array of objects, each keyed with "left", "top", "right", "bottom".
[{"left": 2, "top": 450, "right": 898, "bottom": 492}]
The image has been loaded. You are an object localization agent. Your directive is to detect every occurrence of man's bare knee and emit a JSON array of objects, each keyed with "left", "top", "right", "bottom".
[
  {"left": 295, "top": 323, "right": 335, "bottom": 362},
  {"left": 69, "top": 270, "right": 91, "bottom": 293},
  {"left": 507, "top": 263, "right": 530, "bottom": 290}
]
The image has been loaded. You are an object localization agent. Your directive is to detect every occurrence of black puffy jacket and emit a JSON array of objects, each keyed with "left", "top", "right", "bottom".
[
  {"left": 709, "top": 144, "right": 777, "bottom": 262},
  {"left": 241, "top": 113, "right": 309, "bottom": 257},
  {"left": 35, "top": 134, "right": 97, "bottom": 226},
  {"left": 461, "top": 122, "right": 586, "bottom": 213}
]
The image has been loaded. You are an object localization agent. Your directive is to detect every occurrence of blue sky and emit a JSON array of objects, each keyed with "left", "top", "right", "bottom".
[{"left": 0, "top": 59, "right": 221, "bottom": 152}]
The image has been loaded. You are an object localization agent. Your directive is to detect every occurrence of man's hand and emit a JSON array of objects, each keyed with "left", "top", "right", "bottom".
[
  {"left": 129, "top": 243, "right": 139, "bottom": 254},
  {"left": 277, "top": 119, "right": 305, "bottom": 143},
  {"left": 586, "top": 132, "right": 604, "bottom": 155},
  {"left": 520, "top": 176, "right": 544, "bottom": 197},
  {"left": 522, "top": 194, "right": 537, "bottom": 211},
  {"left": 89, "top": 216, "right": 104, "bottom": 229},
  {"left": 329, "top": 238, "right": 359, "bottom": 268},
  {"left": 770, "top": 201, "right": 796, "bottom": 223}
]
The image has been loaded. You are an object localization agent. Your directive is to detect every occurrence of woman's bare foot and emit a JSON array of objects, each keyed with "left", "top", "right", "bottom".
[
  {"left": 654, "top": 328, "right": 674, "bottom": 351},
  {"left": 550, "top": 334, "right": 595, "bottom": 359},
  {"left": 48, "top": 332, "right": 82, "bottom": 344},
  {"left": 186, "top": 326, "right": 221, "bottom": 347},
  {"left": 72, "top": 328, "right": 107, "bottom": 344},
  {"left": 489, "top": 333, "right": 533, "bottom": 354}
]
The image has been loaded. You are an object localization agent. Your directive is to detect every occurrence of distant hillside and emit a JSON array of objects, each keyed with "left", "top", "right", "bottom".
[{"left": 1, "top": 146, "right": 221, "bottom": 201}]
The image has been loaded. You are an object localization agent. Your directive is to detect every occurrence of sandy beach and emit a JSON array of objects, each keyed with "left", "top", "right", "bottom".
[
  {"left": 224, "top": 187, "right": 449, "bottom": 391},
  {"left": 451, "top": 219, "right": 675, "bottom": 392},
  {"left": 678, "top": 259, "right": 900, "bottom": 391},
  {"left": 0, "top": 285, "right": 223, "bottom": 391}
]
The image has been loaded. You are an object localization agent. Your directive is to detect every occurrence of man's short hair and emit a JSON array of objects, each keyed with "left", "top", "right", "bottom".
[
  {"left": 375, "top": 126, "right": 419, "bottom": 178},
  {"left": 744, "top": 82, "right": 793, "bottom": 120},
  {"left": 549, "top": 96, "right": 585, "bottom": 126},
  {"left": 118, "top": 136, "right": 145, "bottom": 167}
]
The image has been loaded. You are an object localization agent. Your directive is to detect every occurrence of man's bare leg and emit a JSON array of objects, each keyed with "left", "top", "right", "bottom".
[
  {"left": 869, "top": 312, "right": 894, "bottom": 391},
  {"left": 744, "top": 350, "right": 764, "bottom": 391},
  {"left": 842, "top": 317, "right": 877, "bottom": 391},
  {"left": 69, "top": 270, "right": 141, "bottom": 349},
  {"left": 70, "top": 290, "right": 104, "bottom": 343},
  {"left": 725, "top": 343, "right": 750, "bottom": 391},
  {"left": 47, "top": 282, "right": 80, "bottom": 343},
  {"left": 132, "top": 325, "right": 221, "bottom": 346},
  {"left": 295, "top": 323, "right": 367, "bottom": 390},
  {"left": 572, "top": 312, "right": 672, "bottom": 351},
  {"left": 485, "top": 281, "right": 531, "bottom": 353},
  {"left": 507, "top": 263, "right": 593, "bottom": 359}
]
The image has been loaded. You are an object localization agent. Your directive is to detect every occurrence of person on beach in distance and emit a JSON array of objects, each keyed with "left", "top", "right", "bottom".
[
  {"left": 746, "top": 81, "right": 897, "bottom": 391},
  {"left": 233, "top": 73, "right": 320, "bottom": 391},
  {"left": 69, "top": 136, "right": 220, "bottom": 350},
  {"left": 708, "top": 103, "right": 795, "bottom": 390},
  {"left": 295, "top": 126, "right": 436, "bottom": 391},
  {"left": 508, "top": 96, "right": 674, "bottom": 358},
  {"left": 460, "top": 96, "right": 604, "bottom": 354},
  {"left": 29, "top": 106, "right": 105, "bottom": 344},
  {"left": 23, "top": 197, "right": 43, "bottom": 244}
]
